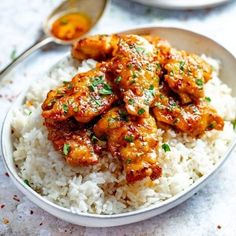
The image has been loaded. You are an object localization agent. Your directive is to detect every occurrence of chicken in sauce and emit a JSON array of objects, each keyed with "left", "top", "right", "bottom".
[{"left": 41, "top": 34, "right": 224, "bottom": 183}]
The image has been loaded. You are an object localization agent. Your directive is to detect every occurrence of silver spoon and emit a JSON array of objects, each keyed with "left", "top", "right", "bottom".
[{"left": 0, "top": 0, "right": 109, "bottom": 80}]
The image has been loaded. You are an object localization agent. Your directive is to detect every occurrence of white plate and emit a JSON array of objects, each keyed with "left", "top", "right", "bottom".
[
  {"left": 130, "top": 0, "right": 230, "bottom": 9},
  {"left": 1, "top": 27, "right": 236, "bottom": 227}
]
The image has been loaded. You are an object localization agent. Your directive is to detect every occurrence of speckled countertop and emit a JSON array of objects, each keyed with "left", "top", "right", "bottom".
[{"left": 0, "top": 0, "right": 236, "bottom": 235}]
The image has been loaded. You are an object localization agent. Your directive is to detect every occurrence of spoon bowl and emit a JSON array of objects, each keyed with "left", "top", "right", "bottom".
[
  {"left": 44, "top": 0, "right": 109, "bottom": 44},
  {"left": 0, "top": 0, "right": 109, "bottom": 79}
]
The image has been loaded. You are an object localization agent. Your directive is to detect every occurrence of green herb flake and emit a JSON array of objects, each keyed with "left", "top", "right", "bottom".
[
  {"left": 132, "top": 71, "right": 138, "bottom": 79},
  {"left": 10, "top": 48, "right": 17, "bottom": 60},
  {"left": 124, "top": 135, "right": 134, "bottom": 143},
  {"left": 179, "top": 61, "right": 185, "bottom": 71},
  {"left": 126, "top": 158, "right": 132, "bottom": 164},
  {"left": 28, "top": 111, "right": 32, "bottom": 116},
  {"left": 24, "top": 179, "right": 31, "bottom": 187},
  {"left": 62, "top": 104, "right": 68, "bottom": 113},
  {"left": 88, "top": 85, "right": 95, "bottom": 92},
  {"left": 119, "top": 110, "right": 128, "bottom": 122},
  {"left": 156, "top": 63, "right": 161, "bottom": 70},
  {"left": 99, "top": 84, "right": 113, "bottom": 95},
  {"left": 63, "top": 143, "right": 70, "bottom": 155},
  {"left": 196, "top": 79, "right": 204, "bottom": 87},
  {"left": 137, "top": 108, "right": 145, "bottom": 115},
  {"left": 231, "top": 120, "right": 236, "bottom": 130},
  {"left": 149, "top": 84, "right": 154, "bottom": 90},
  {"left": 115, "top": 76, "right": 122, "bottom": 84},
  {"left": 205, "top": 97, "right": 211, "bottom": 102},
  {"left": 135, "top": 46, "right": 145, "bottom": 54},
  {"left": 91, "top": 135, "right": 99, "bottom": 143},
  {"left": 128, "top": 99, "right": 135, "bottom": 105},
  {"left": 170, "top": 71, "right": 174, "bottom": 76},
  {"left": 208, "top": 123, "right": 216, "bottom": 129},
  {"left": 162, "top": 143, "right": 171, "bottom": 152}
]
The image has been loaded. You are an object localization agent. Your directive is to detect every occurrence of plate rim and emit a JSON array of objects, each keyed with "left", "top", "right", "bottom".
[{"left": 129, "top": 0, "right": 230, "bottom": 9}]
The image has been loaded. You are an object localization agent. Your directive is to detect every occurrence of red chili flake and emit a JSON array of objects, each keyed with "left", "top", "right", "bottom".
[
  {"left": 217, "top": 225, "right": 222, "bottom": 229},
  {"left": 1, "top": 204, "right": 5, "bottom": 209},
  {"left": 5, "top": 172, "right": 9, "bottom": 177},
  {"left": 13, "top": 196, "right": 20, "bottom": 202}
]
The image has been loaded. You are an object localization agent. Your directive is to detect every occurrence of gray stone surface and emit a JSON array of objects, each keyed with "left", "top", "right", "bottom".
[{"left": 0, "top": 0, "right": 236, "bottom": 235}]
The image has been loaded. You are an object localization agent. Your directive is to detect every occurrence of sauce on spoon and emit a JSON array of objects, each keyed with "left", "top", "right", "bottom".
[{"left": 51, "top": 12, "right": 91, "bottom": 41}]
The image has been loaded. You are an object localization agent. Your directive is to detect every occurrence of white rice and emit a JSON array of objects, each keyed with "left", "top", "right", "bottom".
[{"left": 12, "top": 56, "right": 236, "bottom": 215}]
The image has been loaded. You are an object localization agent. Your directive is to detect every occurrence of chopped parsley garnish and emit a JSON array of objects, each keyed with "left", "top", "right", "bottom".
[
  {"left": 137, "top": 108, "right": 145, "bottom": 115},
  {"left": 119, "top": 110, "right": 129, "bottom": 121},
  {"left": 159, "top": 94, "right": 164, "bottom": 99},
  {"left": 115, "top": 76, "right": 122, "bottom": 84},
  {"left": 232, "top": 120, "right": 236, "bottom": 130},
  {"left": 132, "top": 72, "right": 138, "bottom": 78},
  {"left": 62, "top": 104, "right": 68, "bottom": 113},
  {"left": 205, "top": 97, "right": 211, "bottom": 102},
  {"left": 162, "top": 143, "right": 171, "bottom": 152},
  {"left": 196, "top": 79, "right": 204, "bottom": 87},
  {"left": 24, "top": 179, "right": 31, "bottom": 187},
  {"left": 63, "top": 144, "right": 70, "bottom": 155},
  {"left": 124, "top": 135, "right": 134, "bottom": 143},
  {"left": 146, "top": 64, "right": 153, "bottom": 71},
  {"left": 91, "top": 135, "right": 99, "bottom": 143},
  {"left": 89, "top": 76, "right": 113, "bottom": 95},
  {"left": 128, "top": 99, "right": 135, "bottom": 105},
  {"left": 149, "top": 84, "right": 154, "bottom": 90},
  {"left": 126, "top": 158, "right": 132, "bottom": 164},
  {"left": 10, "top": 48, "right": 17, "bottom": 60},
  {"left": 91, "top": 75, "right": 104, "bottom": 86},
  {"left": 179, "top": 61, "right": 185, "bottom": 71},
  {"left": 27, "top": 111, "right": 32, "bottom": 116},
  {"left": 135, "top": 46, "right": 145, "bottom": 54},
  {"left": 156, "top": 63, "right": 161, "bottom": 70},
  {"left": 208, "top": 123, "right": 215, "bottom": 129},
  {"left": 170, "top": 71, "right": 174, "bottom": 76},
  {"left": 99, "top": 84, "right": 113, "bottom": 95}
]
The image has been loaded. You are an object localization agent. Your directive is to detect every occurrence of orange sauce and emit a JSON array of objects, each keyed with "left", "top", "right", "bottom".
[{"left": 51, "top": 12, "right": 91, "bottom": 41}]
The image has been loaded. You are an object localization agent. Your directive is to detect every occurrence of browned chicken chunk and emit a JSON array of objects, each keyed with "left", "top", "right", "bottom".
[
  {"left": 164, "top": 49, "right": 212, "bottom": 104},
  {"left": 42, "top": 68, "right": 117, "bottom": 123},
  {"left": 44, "top": 118, "right": 98, "bottom": 166},
  {"left": 94, "top": 107, "right": 162, "bottom": 183},
  {"left": 72, "top": 34, "right": 160, "bottom": 117},
  {"left": 152, "top": 82, "right": 224, "bottom": 137}
]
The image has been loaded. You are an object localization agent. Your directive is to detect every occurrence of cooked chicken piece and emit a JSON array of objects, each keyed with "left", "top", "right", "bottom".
[
  {"left": 164, "top": 48, "right": 212, "bottom": 104},
  {"left": 94, "top": 107, "right": 162, "bottom": 183},
  {"left": 72, "top": 34, "right": 119, "bottom": 61},
  {"left": 44, "top": 118, "right": 98, "bottom": 166},
  {"left": 72, "top": 34, "right": 160, "bottom": 117},
  {"left": 42, "top": 68, "right": 117, "bottom": 123},
  {"left": 152, "top": 82, "right": 224, "bottom": 137}
]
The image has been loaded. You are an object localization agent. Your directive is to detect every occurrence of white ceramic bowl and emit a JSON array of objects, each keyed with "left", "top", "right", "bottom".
[{"left": 1, "top": 27, "right": 236, "bottom": 227}]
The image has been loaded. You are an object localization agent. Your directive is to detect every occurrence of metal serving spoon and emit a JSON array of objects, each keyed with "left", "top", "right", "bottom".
[{"left": 0, "top": 0, "right": 108, "bottom": 80}]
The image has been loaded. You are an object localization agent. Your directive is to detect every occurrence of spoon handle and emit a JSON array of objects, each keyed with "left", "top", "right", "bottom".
[{"left": 0, "top": 36, "right": 54, "bottom": 80}]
